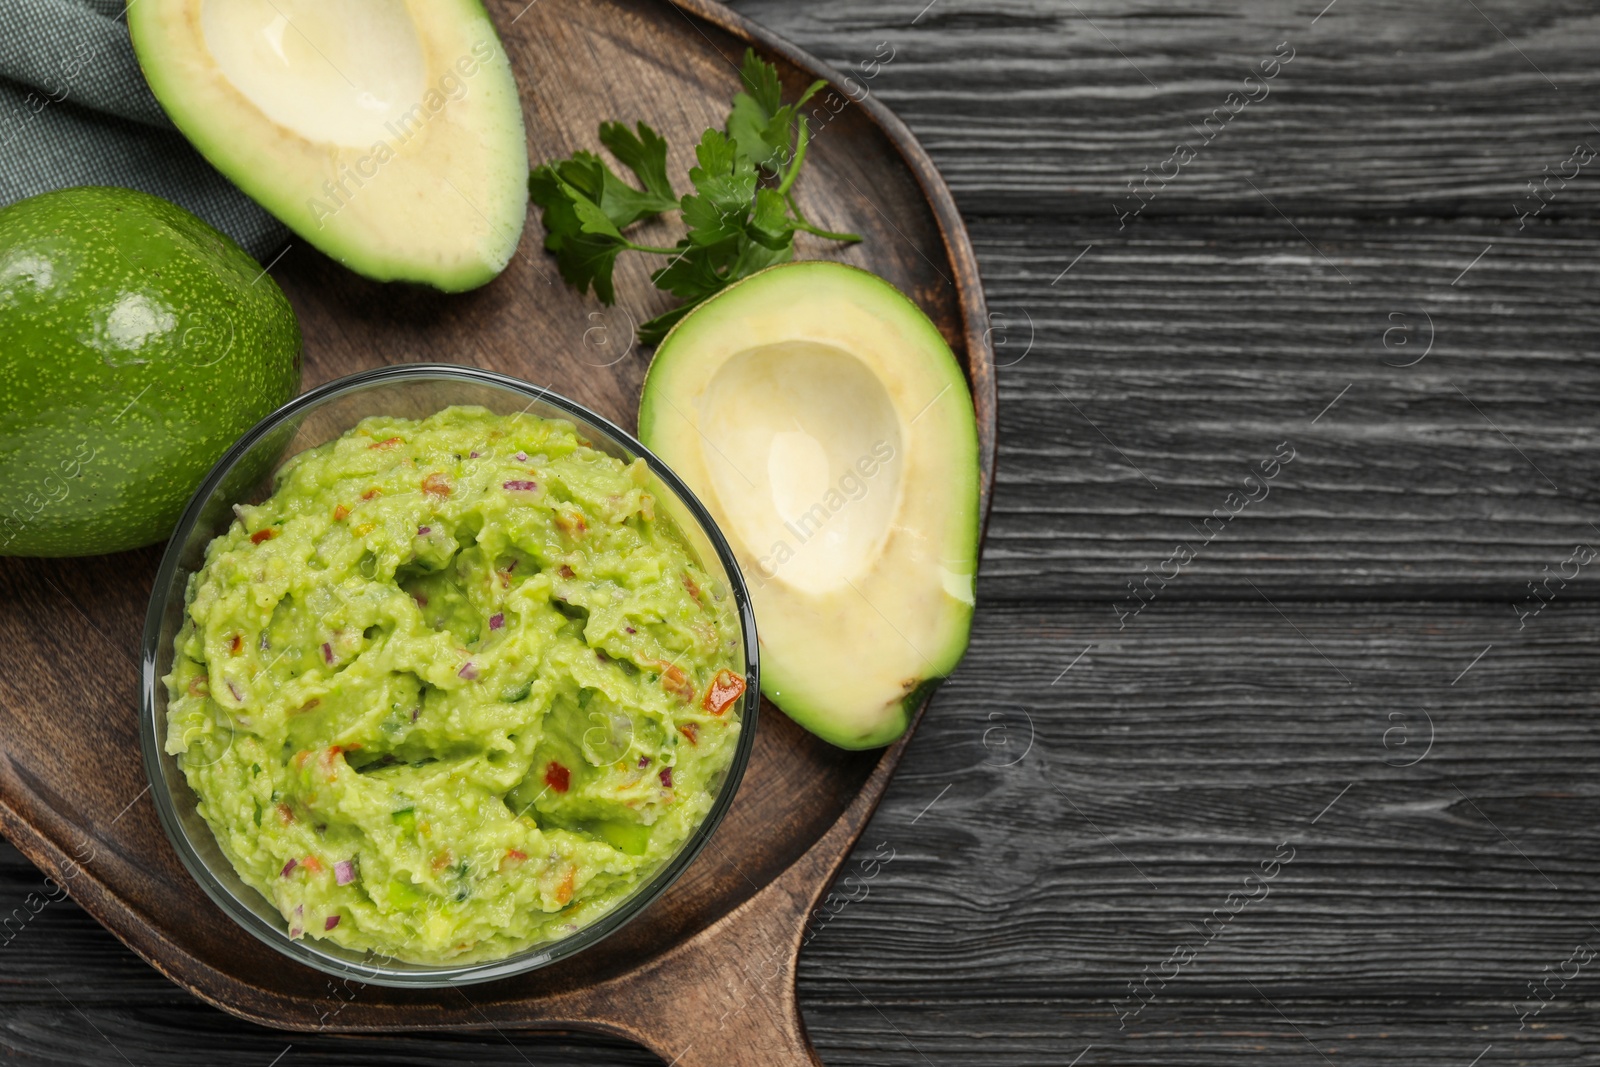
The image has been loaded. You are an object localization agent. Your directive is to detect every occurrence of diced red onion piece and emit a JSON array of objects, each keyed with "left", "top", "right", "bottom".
[
  {"left": 459, "top": 662, "right": 478, "bottom": 680},
  {"left": 515, "top": 451, "right": 528, "bottom": 462},
  {"left": 325, "top": 915, "right": 341, "bottom": 931},
  {"left": 335, "top": 860, "right": 357, "bottom": 886},
  {"left": 417, "top": 526, "right": 431, "bottom": 536},
  {"left": 281, "top": 858, "right": 298, "bottom": 878},
  {"left": 502, "top": 480, "right": 538, "bottom": 492},
  {"left": 322, "top": 642, "right": 334, "bottom": 664},
  {"left": 489, "top": 613, "right": 504, "bottom": 631}
]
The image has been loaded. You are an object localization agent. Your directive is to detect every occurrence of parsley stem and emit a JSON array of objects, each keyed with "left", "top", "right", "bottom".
[
  {"left": 784, "top": 191, "right": 862, "bottom": 244},
  {"left": 792, "top": 220, "right": 863, "bottom": 243},
  {"left": 622, "top": 241, "right": 683, "bottom": 256},
  {"left": 777, "top": 121, "right": 811, "bottom": 197}
]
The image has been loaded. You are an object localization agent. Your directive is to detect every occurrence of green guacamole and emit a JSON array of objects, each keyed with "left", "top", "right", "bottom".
[{"left": 164, "top": 406, "right": 746, "bottom": 965}]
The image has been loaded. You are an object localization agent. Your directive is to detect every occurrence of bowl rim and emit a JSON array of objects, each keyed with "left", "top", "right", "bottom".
[{"left": 139, "top": 363, "right": 761, "bottom": 988}]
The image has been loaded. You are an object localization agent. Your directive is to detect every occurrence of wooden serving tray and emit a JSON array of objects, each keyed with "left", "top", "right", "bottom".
[{"left": 0, "top": 1, "right": 995, "bottom": 1063}]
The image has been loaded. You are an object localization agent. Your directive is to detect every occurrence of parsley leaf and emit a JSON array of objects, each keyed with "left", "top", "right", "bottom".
[
  {"left": 527, "top": 123, "right": 680, "bottom": 303},
  {"left": 598, "top": 121, "right": 677, "bottom": 208},
  {"left": 528, "top": 49, "right": 861, "bottom": 346},
  {"left": 728, "top": 50, "right": 825, "bottom": 176},
  {"left": 526, "top": 169, "right": 629, "bottom": 302},
  {"left": 645, "top": 231, "right": 795, "bottom": 305},
  {"left": 680, "top": 129, "right": 757, "bottom": 246},
  {"left": 640, "top": 235, "right": 792, "bottom": 345},
  {"left": 748, "top": 187, "right": 794, "bottom": 249},
  {"left": 532, "top": 148, "right": 671, "bottom": 234}
]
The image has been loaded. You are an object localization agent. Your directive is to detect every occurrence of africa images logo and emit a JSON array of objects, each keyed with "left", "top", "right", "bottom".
[
  {"left": 305, "top": 40, "right": 497, "bottom": 228},
  {"left": 752, "top": 440, "right": 896, "bottom": 580}
]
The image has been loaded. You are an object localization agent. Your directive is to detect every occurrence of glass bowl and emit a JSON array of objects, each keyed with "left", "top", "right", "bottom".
[{"left": 140, "top": 364, "right": 760, "bottom": 988}]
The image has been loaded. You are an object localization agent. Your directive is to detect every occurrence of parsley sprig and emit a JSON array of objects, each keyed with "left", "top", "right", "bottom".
[{"left": 528, "top": 49, "right": 862, "bottom": 346}]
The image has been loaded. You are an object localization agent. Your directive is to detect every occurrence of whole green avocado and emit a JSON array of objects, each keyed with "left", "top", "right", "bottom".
[{"left": 0, "top": 187, "right": 301, "bottom": 557}]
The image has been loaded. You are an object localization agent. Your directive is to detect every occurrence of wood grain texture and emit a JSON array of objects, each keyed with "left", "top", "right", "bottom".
[
  {"left": 7, "top": 0, "right": 1600, "bottom": 1063},
  {"left": 730, "top": 0, "right": 1600, "bottom": 220},
  {"left": 976, "top": 218, "right": 1600, "bottom": 601}
]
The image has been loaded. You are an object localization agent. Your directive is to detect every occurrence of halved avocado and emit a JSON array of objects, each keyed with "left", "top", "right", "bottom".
[
  {"left": 129, "top": 0, "right": 528, "bottom": 291},
  {"left": 639, "top": 262, "right": 980, "bottom": 749}
]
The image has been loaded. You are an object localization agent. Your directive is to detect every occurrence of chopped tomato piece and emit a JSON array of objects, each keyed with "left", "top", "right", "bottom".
[
  {"left": 544, "top": 761, "right": 571, "bottom": 793},
  {"left": 228, "top": 633, "right": 243, "bottom": 655},
  {"left": 702, "top": 669, "right": 746, "bottom": 716},
  {"left": 421, "top": 472, "right": 452, "bottom": 497},
  {"left": 186, "top": 675, "right": 209, "bottom": 698},
  {"left": 361, "top": 487, "right": 382, "bottom": 500},
  {"left": 301, "top": 855, "right": 324, "bottom": 875},
  {"left": 679, "top": 722, "right": 699, "bottom": 746},
  {"left": 332, "top": 504, "right": 350, "bottom": 521},
  {"left": 557, "top": 564, "right": 575, "bottom": 579},
  {"left": 276, "top": 803, "right": 295, "bottom": 825},
  {"left": 431, "top": 850, "right": 455, "bottom": 874},
  {"left": 250, "top": 529, "right": 276, "bottom": 544},
  {"left": 369, "top": 436, "right": 403, "bottom": 450},
  {"left": 661, "top": 663, "right": 695, "bottom": 702},
  {"left": 682, "top": 572, "right": 702, "bottom": 604},
  {"left": 321, "top": 744, "right": 358, "bottom": 775},
  {"left": 555, "top": 511, "right": 588, "bottom": 538},
  {"left": 554, "top": 865, "right": 576, "bottom": 906}
]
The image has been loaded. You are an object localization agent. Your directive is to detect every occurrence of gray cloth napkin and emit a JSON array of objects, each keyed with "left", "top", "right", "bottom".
[{"left": 0, "top": 0, "right": 289, "bottom": 260}]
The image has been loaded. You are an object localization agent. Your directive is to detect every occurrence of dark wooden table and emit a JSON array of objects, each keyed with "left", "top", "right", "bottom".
[{"left": 5, "top": 1, "right": 1599, "bottom": 1062}]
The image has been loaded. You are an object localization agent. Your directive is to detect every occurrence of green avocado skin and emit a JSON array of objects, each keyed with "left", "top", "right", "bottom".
[{"left": 0, "top": 186, "right": 302, "bottom": 557}]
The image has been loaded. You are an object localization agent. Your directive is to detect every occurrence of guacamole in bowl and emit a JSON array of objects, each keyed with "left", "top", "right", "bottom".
[{"left": 158, "top": 398, "right": 751, "bottom": 970}]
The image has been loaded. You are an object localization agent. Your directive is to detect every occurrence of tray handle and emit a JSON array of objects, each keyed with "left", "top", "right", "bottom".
[
  {"left": 527, "top": 737, "right": 910, "bottom": 1065},
  {"left": 588, "top": 875, "right": 825, "bottom": 1066}
]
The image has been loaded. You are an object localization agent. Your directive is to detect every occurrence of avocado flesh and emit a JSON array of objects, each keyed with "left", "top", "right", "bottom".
[
  {"left": 128, "top": 0, "right": 528, "bottom": 291},
  {"left": 639, "top": 262, "right": 979, "bottom": 748}
]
